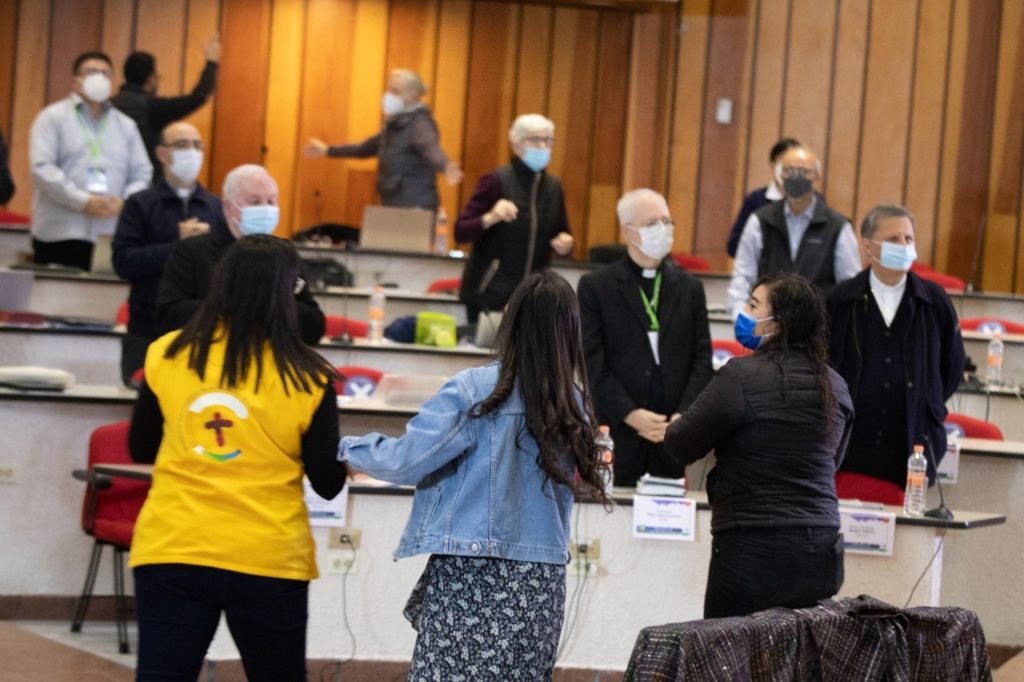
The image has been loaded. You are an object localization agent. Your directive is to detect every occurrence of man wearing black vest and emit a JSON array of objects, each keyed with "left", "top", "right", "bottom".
[
  {"left": 455, "top": 114, "right": 574, "bottom": 322},
  {"left": 826, "top": 204, "right": 964, "bottom": 489},
  {"left": 579, "top": 189, "right": 713, "bottom": 487},
  {"left": 727, "top": 146, "right": 861, "bottom": 319}
]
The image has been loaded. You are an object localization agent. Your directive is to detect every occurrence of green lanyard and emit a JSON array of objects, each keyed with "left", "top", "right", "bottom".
[
  {"left": 638, "top": 271, "right": 662, "bottom": 332},
  {"left": 74, "top": 102, "right": 109, "bottom": 161}
]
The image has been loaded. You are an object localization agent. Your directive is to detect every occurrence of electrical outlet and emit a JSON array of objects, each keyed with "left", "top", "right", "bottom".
[
  {"left": 326, "top": 549, "right": 359, "bottom": 575},
  {"left": 328, "top": 528, "right": 362, "bottom": 550},
  {"left": 0, "top": 464, "right": 16, "bottom": 484},
  {"left": 568, "top": 557, "right": 600, "bottom": 576},
  {"left": 569, "top": 539, "right": 600, "bottom": 561}
]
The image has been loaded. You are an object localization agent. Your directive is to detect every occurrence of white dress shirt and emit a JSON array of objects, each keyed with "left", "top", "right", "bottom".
[
  {"left": 30, "top": 93, "right": 152, "bottom": 243},
  {"left": 869, "top": 268, "right": 907, "bottom": 327},
  {"left": 727, "top": 196, "right": 862, "bottom": 318}
]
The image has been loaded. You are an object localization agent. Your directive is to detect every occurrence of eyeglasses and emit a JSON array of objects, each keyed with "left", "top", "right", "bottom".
[
  {"left": 162, "top": 140, "right": 205, "bottom": 151},
  {"left": 523, "top": 136, "right": 555, "bottom": 147},
  {"left": 780, "top": 166, "right": 817, "bottom": 178},
  {"left": 630, "top": 219, "right": 675, "bottom": 229},
  {"left": 80, "top": 67, "right": 113, "bottom": 78}
]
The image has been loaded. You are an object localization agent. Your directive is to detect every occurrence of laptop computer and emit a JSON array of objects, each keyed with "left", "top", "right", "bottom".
[
  {"left": 359, "top": 205, "right": 434, "bottom": 253},
  {"left": 0, "top": 270, "right": 33, "bottom": 311},
  {"left": 89, "top": 234, "right": 116, "bottom": 275}
]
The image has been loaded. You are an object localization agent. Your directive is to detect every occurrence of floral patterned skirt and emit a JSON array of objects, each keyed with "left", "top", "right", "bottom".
[{"left": 403, "top": 554, "right": 566, "bottom": 681}]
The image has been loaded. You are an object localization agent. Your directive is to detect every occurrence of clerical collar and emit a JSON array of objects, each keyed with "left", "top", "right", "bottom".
[
  {"left": 625, "top": 256, "right": 660, "bottom": 281},
  {"left": 176, "top": 186, "right": 193, "bottom": 200}
]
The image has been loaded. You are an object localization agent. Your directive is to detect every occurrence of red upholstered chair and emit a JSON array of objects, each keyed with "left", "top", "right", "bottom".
[
  {"left": 959, "top": 317, "right": 1024, "bottom": 335},
  {"left": 427, "top": 277, "right": 462, "bottom": 295},
  {"left": 71, "top": 421, "right": 150, "bottom": 653},
  {"left": 324, "top": 315, "right": 369, "bottom": 340},
  {"left": 334, "top": 365, "right": 384, "bottom": 398},
  {"left": 0, "top": 209, "right": 30, "bottom": 224},
  {"left": 671, "top": 253, "right": 712, "bottom": 272},
  {"left": 945, "top": 413, "right": 1004, "bottom": 441},
  {"left": 115, "top": 302, "right": 130, "bottom": 326},
  {"left": 835, "top": 471, "right": 905, "bottom": 506},
  {"left": 913, "top": 268, "right": 965, "bottom": 292}
]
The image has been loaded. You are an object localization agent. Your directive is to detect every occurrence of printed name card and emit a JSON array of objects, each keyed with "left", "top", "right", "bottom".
[
  {"left": 937, "top": 440, "right": 960, "bottom": 484},
  {"left": 304, "top": 478, "right": 348, "bottom": 527},
  {"left": 839, "top": 507, "right": 896, "bottom": 556},
  {"left": 632, "top": 495, "right": 696, "bottom": 542}
]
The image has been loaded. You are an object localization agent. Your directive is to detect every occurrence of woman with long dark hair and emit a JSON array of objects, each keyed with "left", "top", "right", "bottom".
[
  {"left": 664, "top": 273, "right": 854, "bottom": 619},
  {"left": 339, "top": 270, "right": 609, "bottom": 680},
  {"left": 128, "top": 235, "right": 346, "bottom": 681}
]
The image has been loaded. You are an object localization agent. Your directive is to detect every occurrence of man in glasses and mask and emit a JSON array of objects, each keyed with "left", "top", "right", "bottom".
[
  {"left": 826, "top": 204, "right": 964, "bottom": 494},
  {"left": 578, "top": 189, "right": 713, "bottom": 487},
  {"left": 113, "top": 122, "right": 225, "bottom": 384},
  {"left": 726, "top": 146, "right": 861, "bottom": 321},
  {"left": 29, "top": 51, "right": 151, "bottom": 270}
]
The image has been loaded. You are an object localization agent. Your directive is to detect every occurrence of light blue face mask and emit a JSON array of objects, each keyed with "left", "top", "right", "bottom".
[
  {"left": 521, "top": 147, "right": 551, "bottom": 173},
  {"left": 734, "top": 310, "right": 773, "bottom": 350},
  {"left": 238, "top": 204, "right": 279, "bottom": 236},
  {"left": 873, "top": 240, "right": 917, "bottom": 272}
]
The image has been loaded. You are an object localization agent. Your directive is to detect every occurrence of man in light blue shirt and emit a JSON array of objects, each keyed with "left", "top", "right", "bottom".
[
  {"left": 30, "top": 51, "right": 151, "bottom": 270},
  {"left": 727, "top": 146, "right": 861, "bottom": 319}
]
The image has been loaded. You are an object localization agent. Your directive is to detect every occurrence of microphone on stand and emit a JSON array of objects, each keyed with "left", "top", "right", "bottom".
[{"left": 922, "top": 438, "right": 953, "bottom": 521}]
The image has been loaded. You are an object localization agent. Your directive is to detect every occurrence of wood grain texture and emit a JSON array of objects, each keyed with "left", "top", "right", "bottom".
[
  {"left": 0, "top": 0, "right": 19, "bottom": 138},
  {"left": 433, "top": 0, "right": 471, "bottom": 227},
  {"left": 903, "top": 0, "right": 953, "bottom": 266},
  {"left": 101, "top": 0, "right": 135, "bottom": 99},
  {"left": 743, "top": 0, "right": 789, "bottom": 197},
  {"left": 183, "top": 0, "right": 221, "bottom": 190},
  {"left": 386, "top": 0, "right": 438, "bottom": 87},
  {"left": 782, "top": 0, "right": 835, "bottom": 161},
  {"left": 514, "top": 5, "right": 554, "bottom": 117},
  {"left": 134, "top": 0, "right": 188, "bottom": 95},
  {"left": 47, "top": 0, "right": 104, "bottom": 106}
]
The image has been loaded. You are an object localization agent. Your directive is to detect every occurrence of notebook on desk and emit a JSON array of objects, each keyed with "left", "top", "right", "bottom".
[
  {"left": 0, "top": 270, "right": 33, "bottom": 311},
  {"left": 359, "top": 205, "right": 434, "bottom": 253}
]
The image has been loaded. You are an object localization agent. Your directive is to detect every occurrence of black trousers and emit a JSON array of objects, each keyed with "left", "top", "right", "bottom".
[
  {"left": 32, "top": 238, "right": 93, "bottom": 271},
  {"left": 134, "top": 563, "right": 309, "bottom": 682},
  {"left": 120, "top": 333, "right": 155, "bottom": 386},
  {"left": 704, "top": 525, "right": 844, "bottom": 619}
]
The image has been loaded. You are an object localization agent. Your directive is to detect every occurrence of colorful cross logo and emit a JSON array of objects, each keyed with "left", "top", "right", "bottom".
[{"left": 187, "top": 392, "right": 249, "bottom": 462}]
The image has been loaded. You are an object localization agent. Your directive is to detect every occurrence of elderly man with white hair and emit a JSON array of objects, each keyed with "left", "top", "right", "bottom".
[
  {"left": 455, "top": 113, "right": 574, "bottom": 322},
  {"left": 156, "top": 164, "right": 325, "bottom": 343},
  {"left": 305, "top": 68, "right": 461, "bottom": 210},
  {"left": 578, "top": 188, "right": 713, "bottom": 487}
]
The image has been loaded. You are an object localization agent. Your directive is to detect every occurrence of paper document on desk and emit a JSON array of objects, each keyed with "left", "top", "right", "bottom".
[{"left": 633, "top": 495, "right": 696, "bottom": 542}]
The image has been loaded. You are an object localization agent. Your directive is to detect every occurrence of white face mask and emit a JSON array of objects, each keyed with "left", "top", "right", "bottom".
[
  {"left": 169, "top": 149, "right": 203, "bottom": 184},
  {"left": 382, "top": 92, "right": 404, "bottom": 116},
  {"left": 634, "top": 222, "right": 674, "bottom": 261},
  {"left": 81, "top": 73, "right": 111, "bottom": 103}
]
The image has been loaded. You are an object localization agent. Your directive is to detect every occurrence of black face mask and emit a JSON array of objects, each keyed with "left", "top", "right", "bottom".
[{"left": 783, "top": 175, "right": 813, "bottom": 198}]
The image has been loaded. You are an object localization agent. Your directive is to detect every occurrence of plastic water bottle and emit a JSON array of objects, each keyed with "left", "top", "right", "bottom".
[
  {"left": 986, "top": 332, "right": 1004, "bottom": 386},
  {"left": 595, "top": 425, "right": 614, "bottom": 496},
  {"left": 368, "top": 285, "right": 386, "bottom": 343},
  {"left": 903, "top": 444, "right": 927, "bottom": 516},
  {"left": 433, "top": 208, "right": 448, "bottom": 256}
]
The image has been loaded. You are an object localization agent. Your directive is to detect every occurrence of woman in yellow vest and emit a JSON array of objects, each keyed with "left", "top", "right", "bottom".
[{"left": 128, "top": 235, "right": 346, "bottom": 682}]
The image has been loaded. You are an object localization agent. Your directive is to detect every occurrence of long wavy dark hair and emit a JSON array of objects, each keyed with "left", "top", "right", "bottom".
[
  {"left": 470, "top": 271, "right": 610, "bottom": 505},
  {"left": 164, "top": 235, "right": 338, "bottom": 393},
  {"left": 754, "top": 273, "right": 837, "bottom": 426}
]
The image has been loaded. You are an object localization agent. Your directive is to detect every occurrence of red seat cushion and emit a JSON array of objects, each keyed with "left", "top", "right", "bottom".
[{"left": 835, "top": 471, "right": 904, "bottom": 506}]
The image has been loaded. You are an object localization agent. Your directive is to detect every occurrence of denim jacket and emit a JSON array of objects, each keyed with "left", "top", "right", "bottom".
[{"left": 339, "top": 363, "right": 574, "bottom": 564}]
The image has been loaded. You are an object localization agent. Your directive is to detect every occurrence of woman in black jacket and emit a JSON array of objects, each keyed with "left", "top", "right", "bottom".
[{"left": 664, "top": 273, "right": 855, "bottom": 618}]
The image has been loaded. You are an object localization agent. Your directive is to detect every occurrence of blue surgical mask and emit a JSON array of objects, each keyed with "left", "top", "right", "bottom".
[
  {"left": 237, "top": 204, "right": 279, "bottom": 236},
  {"left": 873, "top": 240, "right": 917, "bottom": 272},
  {"left": 734, "top": 310, "right": 772, "bottom": 350},
  {"left": 521, "top": 147, "right": 550, "bottom": 172}
]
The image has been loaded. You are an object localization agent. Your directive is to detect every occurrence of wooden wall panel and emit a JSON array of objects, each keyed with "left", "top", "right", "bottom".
[
  {"left": 263, "top": 0, "right": 305, "bottom": 234},
  {"left": 667, "top": 0, "right": 710, "bottom": 255},
  {"left": 433, "top": 0, "right": 471, "bottom": 224},
  {"left": 982, "top": 1, "right": 1023, "bottom": 292},
  {"left": 781, "top": 0, "right": 835, "bottom": 162},
  {"left": 182, "top": 0, "right": 221, "bottom": 190},
  {"left": 855, "top": 0, "right": 917, "bottom": 223},
  {"left": 460, "top": 1, "right": 519, "bottom": 212},
  {"left": 548, "top": 8, "right": 600, "bottom": 243},
  {"left": 134, "top": 0, "right": 187, "bottom": 95},
  {"left": 514, "top": 5, "right": 554, "bottom": 116},
  {"left": 694, "top": 0, "right": 750, "bottom": 260},
  {"left": 0, "top": 0, "right": 18, "bottom": 138},
  {"left": 386, "top": 0, "right": 438, "bottom": 86},
  {"left": 101, "top": 0, "right": 135, "bottom": 95},
  {"left": 210, "top": 0, "right": 272, "bottom": 196},
  {"left": 942, "top": 0, "right": 1000, "bottom": 281},
  {"left": 903, "top": 0, "right": 953, "bottom": 265},
  {"left": 8, "top": 0, "right": 52, "bottom": 215},
  {"left": 623, "top": 11, "right": 672, "bottom": 194},
  {"left": 742, "top": 0, "right": 788, "bottom": 197},
  {"left": 822, "top": 0, "right": 867, "bottom": 220},
  {"left": 47, "top": 0, "right": 104, "bottom": 105}
]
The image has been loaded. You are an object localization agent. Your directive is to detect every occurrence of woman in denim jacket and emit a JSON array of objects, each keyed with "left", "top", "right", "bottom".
[{"left": 339, "top": 270, "right": 610, "bottom": 680}]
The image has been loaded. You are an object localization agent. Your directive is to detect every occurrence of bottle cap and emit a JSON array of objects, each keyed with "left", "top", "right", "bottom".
[
  {"left": 598, "top": 425, "right": 610, "bottom": 434},
  {"left": 913, "top": 444, "right": 924, "bottom": 453}
]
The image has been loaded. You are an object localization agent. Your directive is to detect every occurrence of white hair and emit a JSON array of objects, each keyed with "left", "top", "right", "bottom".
[
  {"left": 508, "top": 114, "right": 555, "bottom": 145},
  {"left": 617, "top": 188, "right": 667, "bottom": 225},
  {"left": 222, "top": 164, "right": 275, "bottom": 202},
  {"left": 391, "top": 69, "right": 427, "bottom": 97}
]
